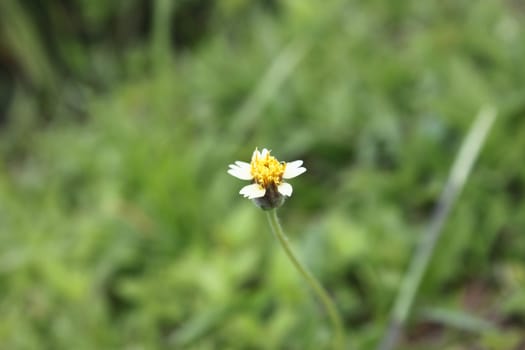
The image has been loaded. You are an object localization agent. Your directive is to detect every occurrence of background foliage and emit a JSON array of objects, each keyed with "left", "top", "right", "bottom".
[{"left": 1, "top": 0, "right": 524, "bottom": 349}]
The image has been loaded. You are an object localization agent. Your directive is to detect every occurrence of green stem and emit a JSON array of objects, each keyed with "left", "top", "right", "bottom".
[{"left": 266, "top": 209, "right": 345, "bottom": 350}]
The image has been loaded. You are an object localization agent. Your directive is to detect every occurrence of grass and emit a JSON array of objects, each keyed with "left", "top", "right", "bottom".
[{"left": 1, "top": 0, "right": 525, "bottom": 349}]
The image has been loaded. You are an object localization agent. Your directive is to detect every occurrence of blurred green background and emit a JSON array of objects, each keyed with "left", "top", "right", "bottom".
[{"left": 1, "top": 0, "right": 524, "bottom": 349}]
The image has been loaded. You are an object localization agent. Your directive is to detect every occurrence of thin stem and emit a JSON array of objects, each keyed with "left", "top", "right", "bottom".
[
  {"left": 266, "top": 209, "right": 345, "bottom": 350},
  {"left": 377, "top": 106, "right": 497, "bottom": 350}
]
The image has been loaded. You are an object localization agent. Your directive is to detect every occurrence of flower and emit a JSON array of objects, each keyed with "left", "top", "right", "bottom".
[{"left": 228, "top": 148, "right": 306, "bottom": 209}]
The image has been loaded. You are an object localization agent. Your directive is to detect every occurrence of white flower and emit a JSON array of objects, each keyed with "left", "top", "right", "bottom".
[{"left": 228, "top": 148, "right": 306, "bottom": 204}]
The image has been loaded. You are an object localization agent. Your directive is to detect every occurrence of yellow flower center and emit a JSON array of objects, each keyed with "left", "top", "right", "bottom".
[{"left": 250, "top": 150, "right": 286, "bottom": 189}]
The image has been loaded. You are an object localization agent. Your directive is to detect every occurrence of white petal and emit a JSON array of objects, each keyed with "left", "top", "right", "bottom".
[
  {"left": 286, "top": 160, "right": 303, "bottom": 168},
  {"left": 239, "top": 184, "right": 266, "bottom": 199},
  {"left": 278, "top": 182, "right": 293, "bottom": 197},
  {"left": 251, "top": 148, "right": 261, "bottom": 162},
  {"left": 261, "top": 148, "right": 270, "bottom": 157},
  {"left": 229, "top": 162, "right": 249, "bottom": 172},
  {"left": 227, "top": 165, "right": 253, "bottom": 180},
  {"left": 283, "top": 161, "right": 307, "bottom": 179},
  {"left": 235, "top": 161, "right": 251, "bottom": 169}
]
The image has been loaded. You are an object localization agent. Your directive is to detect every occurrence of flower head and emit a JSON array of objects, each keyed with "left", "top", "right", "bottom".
[{"left": 228, "top": 148, "right": 307, "bottom": 209}]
